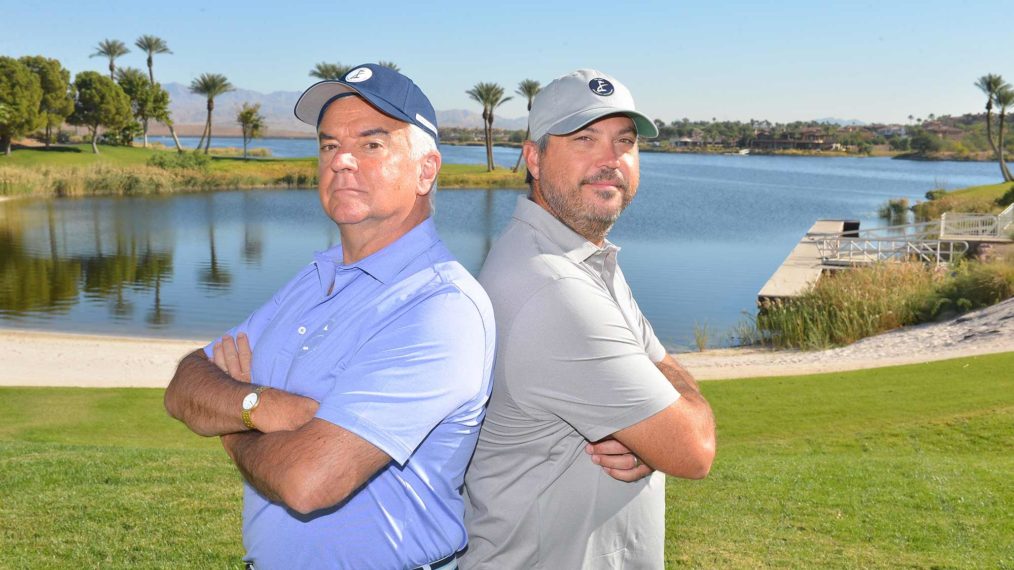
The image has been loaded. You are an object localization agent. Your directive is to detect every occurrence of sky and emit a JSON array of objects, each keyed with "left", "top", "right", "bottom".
[{"left": 3, "top": 0, "right": 1013, "bottom": 125}]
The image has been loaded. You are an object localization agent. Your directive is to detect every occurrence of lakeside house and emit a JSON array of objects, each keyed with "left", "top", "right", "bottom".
[{"left": 751, "top": 127, "right": 834, "bottom": 151}]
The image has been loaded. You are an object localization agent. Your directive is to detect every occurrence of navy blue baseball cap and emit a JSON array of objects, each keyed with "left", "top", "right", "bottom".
[{"left": 294, "top": 63, "right": 439, "bottom": 143}]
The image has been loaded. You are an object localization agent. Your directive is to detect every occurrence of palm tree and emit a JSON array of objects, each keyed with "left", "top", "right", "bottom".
[
  {"left": 189, "top": 73, "right": 234, "bottom": 154},
  {"left": 993, "top": 86, "right": 1014, "bottom": 182},
  {"left": 90, "top": 39, "right": 129, "bottom": 80},
  {"left": 133, "top": 35, "right": 183, "bottom": 153},
  {"left": 975, "top": 74, "right": 1013, "bottom": 181},
  {"left": 309, "top": 62, "right": 352, "bottom": 81},
  {"left": 466, "top": 82, "right": 512, "bottom": 171},
  {"left": 512, "top": 79, "right": 541, "bottom": 172},
  {"left": 134, "top": 35, "right": 171, "bottom": 84},
  {"left": 237, "top": 102, "right": 266, "bottom": 159},
  {"left": 377, "top": 60, "right": 400, "bottom": 72}
]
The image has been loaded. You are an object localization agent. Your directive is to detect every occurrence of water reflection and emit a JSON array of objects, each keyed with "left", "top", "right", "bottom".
[
  {"left": 0, "top": 202, "right": 175, "bottom": 327},
  {"left": 0, "top": 153, "right": 1003, "bottom": 347}
]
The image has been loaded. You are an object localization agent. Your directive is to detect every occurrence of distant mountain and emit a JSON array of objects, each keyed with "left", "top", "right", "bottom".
[
  {"left": 437, "top": 109, "right": 527, "bottom": 130},
  {"left": 813, "top": 117, "right": 867, "bottom": 126},
  {"left": 161, "top": 83, "right": 526, "bottom": 135}
]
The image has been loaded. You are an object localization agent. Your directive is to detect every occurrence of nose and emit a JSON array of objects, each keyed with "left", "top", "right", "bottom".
[
  {"left": 595, "top": 141, "right": 622, "bottom": 169},
  {"left": 329, "top": 150, "right": 357, "bottom": 172}
]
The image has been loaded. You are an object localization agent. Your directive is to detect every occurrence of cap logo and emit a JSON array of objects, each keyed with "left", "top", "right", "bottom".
[
  {"left": 345, "top": 67, "right": 373, "bottom": 83},
  {"left": 588, "top": 78, "right": 614, "bottom": 96}
]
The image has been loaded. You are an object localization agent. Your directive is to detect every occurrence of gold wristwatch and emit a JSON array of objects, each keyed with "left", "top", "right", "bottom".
[{"left": 241, "top": 386, "right": 270, "bottom": 430}]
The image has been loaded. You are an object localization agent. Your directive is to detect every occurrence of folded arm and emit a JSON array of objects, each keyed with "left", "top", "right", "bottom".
[
  {"left": 221, "top": 418, "right": 391, "bottom": 515},
  {"left": 612, "top": 354, "right": 716, "bottom": 479},
  {"left": 163, "top": 335, "right": 318, "bottom": 436}
]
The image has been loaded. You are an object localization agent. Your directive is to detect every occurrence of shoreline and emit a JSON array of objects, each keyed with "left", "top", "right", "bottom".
[{"left": 3, "top": 297, "right": 1010, "bottom": 387}]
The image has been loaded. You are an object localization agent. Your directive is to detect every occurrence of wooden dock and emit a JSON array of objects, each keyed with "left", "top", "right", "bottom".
[{"left": 757, "top": 220, "right": 856, "bottom": 304}]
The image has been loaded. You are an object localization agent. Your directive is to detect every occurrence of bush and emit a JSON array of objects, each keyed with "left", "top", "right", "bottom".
[
  {"left": 910, "top": 131, "right": 942, "bottom": 153},
  {"left": 877, "top": 198, "right": 909, "bottom": 223},
  {"left": 147, "top": 152, "right": 211, "bottom": 171},
  {"left": 925, "top": 189, "right": 947, "bottom": 201},
  {"left": 999, "top": 185, "right": 1014, "bottom": 208}
]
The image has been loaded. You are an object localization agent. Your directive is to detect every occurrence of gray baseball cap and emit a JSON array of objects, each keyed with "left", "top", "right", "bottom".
[{"left": 528, "top": 69, "right": 658, "bottom": 141}]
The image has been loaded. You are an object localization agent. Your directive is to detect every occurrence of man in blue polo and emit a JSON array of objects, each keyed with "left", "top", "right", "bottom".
[{"left": 165, "top": 63, "right": 495, "bottom": 570}]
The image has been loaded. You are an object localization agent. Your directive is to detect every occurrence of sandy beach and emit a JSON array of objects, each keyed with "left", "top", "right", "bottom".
[{"left": 1, "top": 298, "right": 1011, "bottom": 388}]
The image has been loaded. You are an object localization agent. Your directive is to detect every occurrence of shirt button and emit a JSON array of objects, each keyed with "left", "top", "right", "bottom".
[
  {"left": 297, "top": 326, "right": 307, "bottom": 335},
  {"left": 302, "top": 345, "right": 309, "bottom": 351}
]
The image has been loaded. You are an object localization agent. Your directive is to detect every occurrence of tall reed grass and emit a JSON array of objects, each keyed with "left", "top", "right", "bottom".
[
  {"left": 0, "top": 163, "right": 318, "bottom": 197},
  {"left": 753, "top": 256, "right": 1014, "bottom": 350}
]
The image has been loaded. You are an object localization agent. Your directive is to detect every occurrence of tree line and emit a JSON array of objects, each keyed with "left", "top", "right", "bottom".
[
  {"left": 4, "top": 43, "right": 1011, "bottom": 181},
  {"left": 0, "top": 36, "right": 268, "bottom": 157}
]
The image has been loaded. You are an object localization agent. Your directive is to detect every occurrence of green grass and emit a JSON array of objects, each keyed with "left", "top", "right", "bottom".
[
  {"left": 1, "top": 353, "right": 1012, "bottom": 568},
  {"left": 912, "top": 181, "right": 1013, "bottom": 221},
  {"left": 948, "top": 180, "right": 1014, "bottom": 200},
  {"left": 667, "top": 352, "right": 1014, "bottom": 568},
  {"left": 0, "top": 144, "right": 525, "bottom": 197}
]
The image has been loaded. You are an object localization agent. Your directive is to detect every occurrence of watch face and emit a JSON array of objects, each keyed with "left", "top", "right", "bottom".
[{"left": 242, "top": 392, "right": 258, "bottom": 411}]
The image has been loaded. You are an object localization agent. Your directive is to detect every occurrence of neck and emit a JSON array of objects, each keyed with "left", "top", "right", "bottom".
[{"left": 338, "top": 206, "right": 430, "bottom": 264}]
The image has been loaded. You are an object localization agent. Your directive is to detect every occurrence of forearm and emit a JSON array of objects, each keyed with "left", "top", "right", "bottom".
[
  {"left": 660, "top": 356, "right": 714, "bottom": 433},
  {"left": 220, "top": 430, "right": 294, "bottom": 504},
  {"left": 652, "top": 354, "right": 716, "bottom": 475},
  {"left": 164, "top": 351, "right": 253, "bottom": 436},
  {"left": 221, "top": 420, "right": 390, "bottom": 515},
  {"left": 164, "top": 351, "right": 318, "bottom": 436}
]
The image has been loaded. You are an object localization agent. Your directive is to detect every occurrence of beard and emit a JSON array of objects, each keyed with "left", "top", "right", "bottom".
[{"left": 540, "top": 167, "right": 634, "bottom": 243}]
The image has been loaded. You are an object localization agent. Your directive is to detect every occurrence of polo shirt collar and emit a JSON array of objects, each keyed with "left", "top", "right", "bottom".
[
  {"left": 312, "top": 218, "right": 441, "bottom": 294},
  {"left": 511, "top": 195, "right": 617, "bottom": 263}
]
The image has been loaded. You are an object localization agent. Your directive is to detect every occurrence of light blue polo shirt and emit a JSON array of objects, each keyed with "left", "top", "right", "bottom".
[{"left": 206, "top": 218, "right": 496, "bottom": 570}]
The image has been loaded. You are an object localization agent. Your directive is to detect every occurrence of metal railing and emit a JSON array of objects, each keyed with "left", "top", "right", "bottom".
[
  {"left": 940, "top": 203, "right": 1014, "bottom": 238},
  {"left": 815, "top": 237, "right": 969, "bottom": 266}
]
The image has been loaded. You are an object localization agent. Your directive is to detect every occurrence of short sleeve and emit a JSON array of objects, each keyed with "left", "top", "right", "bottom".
[
  {"left": 505, "top": 277, "right": 679, "bottom": 442},
  {"left": 314, "top": 289, "right": 490, "bottom": 466}
]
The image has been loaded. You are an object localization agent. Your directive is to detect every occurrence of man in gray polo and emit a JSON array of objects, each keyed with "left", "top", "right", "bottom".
[{"left": 462, "top": 69, "right": 716, "bottom": 569}]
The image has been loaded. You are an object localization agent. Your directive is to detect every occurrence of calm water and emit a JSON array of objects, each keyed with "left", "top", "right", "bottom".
[{"left": 0, "top": 148, "right": 1001, "bottom": 350}]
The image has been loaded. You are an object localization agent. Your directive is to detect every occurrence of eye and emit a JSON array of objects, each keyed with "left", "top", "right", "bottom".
[
  {"left": 364, "top": 141, "right": 384, "bottom": 150},
  {"left": 319, "top": 143, "right": 337, "bottom": 152},
  {"left": 618, "top": 137, "right": 637, "bottom": 145}
]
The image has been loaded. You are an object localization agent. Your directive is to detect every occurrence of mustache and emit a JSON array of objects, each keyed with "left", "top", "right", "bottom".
[{"left": 581, "top": 169, "right": 628, "bottom": 190}]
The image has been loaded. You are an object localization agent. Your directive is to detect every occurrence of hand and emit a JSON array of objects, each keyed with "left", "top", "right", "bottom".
[
  {"left": 586, "top": 438, "right": 654, "bottom": 482},
  {"left": 212, "top": 333, "right": 252, "bottom": 383}
]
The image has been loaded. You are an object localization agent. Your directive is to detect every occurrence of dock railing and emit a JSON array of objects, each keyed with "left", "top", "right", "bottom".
[
  {"left": 940, "top": 203, "right": 1014, "bottom": 238},
  {"left": 815, "top": 237, "right": 969, "bottom": 266}
]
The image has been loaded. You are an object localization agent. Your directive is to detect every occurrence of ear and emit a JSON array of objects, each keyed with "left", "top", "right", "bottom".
[
  {"left": 523, "top": 141, "right": 540, "bottom": 181},
  {"left": 417, "top": 152, "right": 441, "bottom": 196}
]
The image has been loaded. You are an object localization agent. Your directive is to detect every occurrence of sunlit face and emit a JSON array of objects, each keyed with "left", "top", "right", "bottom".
[
  {"left": 316, "top": 96, "right": 432, "bottom": 230},
  {"left": 528, "top": 115, "right": 640, "bottom": 242}
]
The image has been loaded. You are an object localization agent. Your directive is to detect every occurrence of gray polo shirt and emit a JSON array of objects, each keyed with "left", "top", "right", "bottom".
[{"left": 462, "top": 196, "right": 680, "bottom": 569}]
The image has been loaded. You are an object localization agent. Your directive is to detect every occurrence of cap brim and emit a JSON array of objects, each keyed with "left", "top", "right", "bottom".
[
  {"left": 546, "top": 107, "right": 659, "bottom": 139},
  {"left": 293, "top": 80, "right": 415, "bottom": 128}
]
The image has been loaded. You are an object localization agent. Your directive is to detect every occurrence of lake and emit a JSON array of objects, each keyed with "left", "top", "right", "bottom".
[{"left": 0, "top": 144, "right": 1002, "bottom": 350}]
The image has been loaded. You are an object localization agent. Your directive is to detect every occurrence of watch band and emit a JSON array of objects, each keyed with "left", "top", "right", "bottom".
[{"left": 242, "top": 386, "right": 270, "bottom": 430}]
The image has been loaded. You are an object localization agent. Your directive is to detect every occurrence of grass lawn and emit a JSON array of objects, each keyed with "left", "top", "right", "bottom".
[
  {"left": 948, "top": 180, "right": 1014, "bottom": 201},
  {"left": 1, "top": 353, "right": 1011, "bottom": 568}
]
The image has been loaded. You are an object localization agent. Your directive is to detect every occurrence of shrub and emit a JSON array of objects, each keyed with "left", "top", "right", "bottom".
[
  {"left": 147, "top": 152, "right": 211, "bottom": 171},
  {"left": 999, "top": 185, "right": 1014, "bottom": 208},
  {"left": 877, "top": 198, "right": 909, "bottom": 223},
  {"left": 925, "top": 189, "right": 947, "bottom": 201}
]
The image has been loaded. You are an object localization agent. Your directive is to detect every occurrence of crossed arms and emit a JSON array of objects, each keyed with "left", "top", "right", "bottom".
[{"left": 164, "top": 335, "right": 391, "bottom": 514}]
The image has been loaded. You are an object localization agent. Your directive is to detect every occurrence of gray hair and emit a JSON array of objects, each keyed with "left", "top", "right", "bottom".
[
  {"left": 525, "top": 133, "right": 551, "bottom": 189},
  {"left": 407, "top": 124, "right": 440, "bottom": 207}
]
